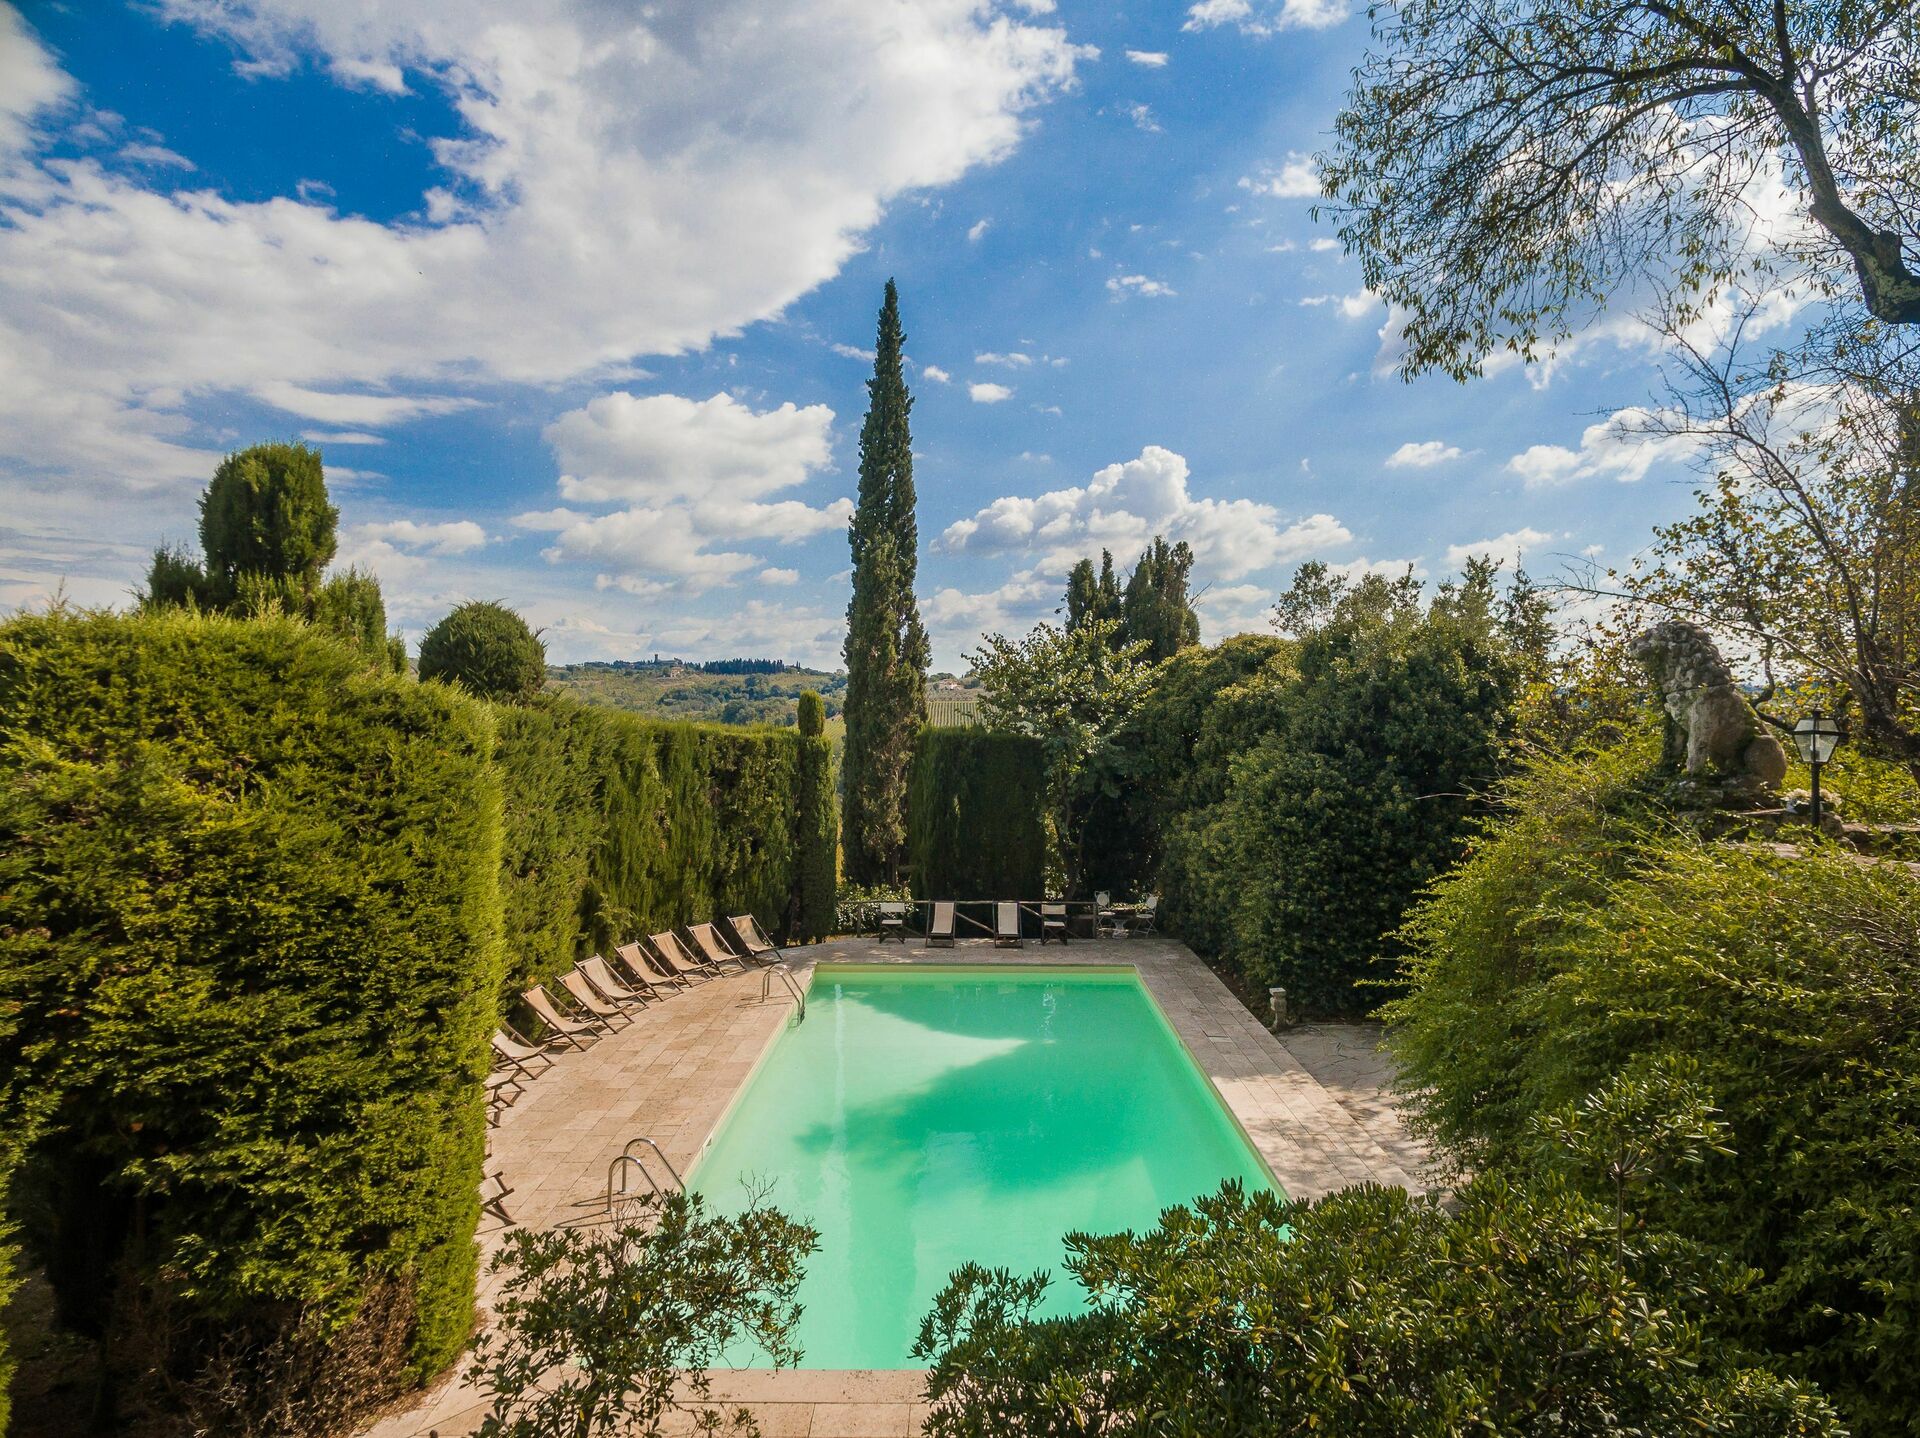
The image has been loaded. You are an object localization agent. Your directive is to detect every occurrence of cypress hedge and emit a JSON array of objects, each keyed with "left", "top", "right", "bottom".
[
  {"left": 791, "top": 694, "right": 838, "bottom": 942},
  {"left": 0, "top": 609, "right": 503, "bottom": 1431},
  {"left": 907, "top": 729, "right": 1047, "bottom": 898}
]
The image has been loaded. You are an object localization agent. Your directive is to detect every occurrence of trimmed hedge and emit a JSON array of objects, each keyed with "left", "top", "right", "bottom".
[
  {"left": 791, "top": 695, "right": 837, "bottom": 942},
  {"left": 0, "top": 609, "right": 503, "bottom": 1430},
  {"left": 494, "top": 705, "right": 837, "bottom": 989},
  {"left": 907, "top": 729, "right": 1047, "bottom": 898}
]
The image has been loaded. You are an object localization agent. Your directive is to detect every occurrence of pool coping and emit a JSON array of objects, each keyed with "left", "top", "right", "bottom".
[{"left": 360, "top": 936, "right": 1416, "bottom": 1438}]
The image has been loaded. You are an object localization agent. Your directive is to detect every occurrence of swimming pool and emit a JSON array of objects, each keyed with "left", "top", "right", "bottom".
[{"left": 688, "top": 964, "right": 1277, "bottom": 1368}]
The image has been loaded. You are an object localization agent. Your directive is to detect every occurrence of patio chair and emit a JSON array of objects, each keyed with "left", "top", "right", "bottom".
[
  {"left": 1128, "top": 894, "right": 1160, "bottom": 936},
  {"left": 492, "top": 1026, "right": 556, "bottom": 1079},
  {"left": 993, "top": 901, "right": 1023, "bottom": 948},
  {"left": 561, "top": 968, "right": 634, "bottom": 1030},
  {"left": 653, "top": 928, "right": 727, "bottom": 981},
  {"left": 1040, "top": 901, "right": 1069, "bottom": 945},
  {"left": 482, "top": 1168, "right": 515, "bottom": 1225},
  {"left": 926, "top": 900, "right": 956, "bottom": 948},
  {"left": 875, "top": 901, "right": 910, "bottom": 943},
  {"left": 686, "top": 922, "right": 754, "bottom": 974},
  {"left": 1094, "top": 891, "right": 1123, "bottom": 939},
  {"left": 616, "top": 940, "right": 691, "bottom": 992},
  {"left": 727, "top": 913, "right": 786, "bottom": 965},
  {"left": 581, "top": 954, "right": 654, "bottom": 1009},
  {"left": 522, "top": 985, "right": 603, "bottom": 1050}
]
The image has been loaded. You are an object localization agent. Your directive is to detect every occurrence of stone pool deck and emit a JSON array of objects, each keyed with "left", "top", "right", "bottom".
[{"left": 361, "top": 936, "right": 1425, "bottom": 1438}]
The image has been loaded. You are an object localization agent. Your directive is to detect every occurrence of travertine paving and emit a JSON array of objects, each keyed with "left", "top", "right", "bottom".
[{"left": 361, "top": 936, "right": 1416, "bottom": 1438}]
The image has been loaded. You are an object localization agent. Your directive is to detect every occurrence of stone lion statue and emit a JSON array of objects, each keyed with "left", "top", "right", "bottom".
[{"left": 1629, "top": 620, "right": 1788, "bottom": 786}]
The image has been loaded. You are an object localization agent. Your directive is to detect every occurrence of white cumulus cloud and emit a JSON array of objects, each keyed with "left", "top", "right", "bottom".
[
  {"left": 1107, "top": 273, "right": 1176, "bottom": 298},
  {"left": 941, "top": 444, "right": 1350, "bottom": 580},
  {"left": 1125, "top": 49, "right": 1169, "bottom": 66},
  {"left": 1185, "top": 0, "right": 1349, "bottom": 33},
  {"left": 1385, "top": 440, "right": 1464, "bottom": 469},
  {"left": 1443, "top": 528, "right": 1554, "bottom": 571},
  {"left": 1239, "top": 154, "right": 1321, "bottom": 198},
  {"left": 1505, "top": 408, "right": 1700, "bottom": 488},
  {"left": 969, "top": 381, "right": 1015, "bottom": 403}
]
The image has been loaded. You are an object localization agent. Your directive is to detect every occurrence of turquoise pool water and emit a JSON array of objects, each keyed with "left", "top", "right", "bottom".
[{"left": 688, "top": 964, "right": 1277, "bottom": 1368}]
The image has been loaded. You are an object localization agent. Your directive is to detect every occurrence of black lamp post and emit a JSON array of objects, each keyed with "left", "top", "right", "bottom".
[{"left": 1790, "top": 708, "right": 1844, "bottom": 827}]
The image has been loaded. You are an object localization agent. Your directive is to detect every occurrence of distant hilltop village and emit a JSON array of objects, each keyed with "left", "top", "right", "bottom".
[{"left": 557, "top": 656, "right": 805, "bottom": 676}]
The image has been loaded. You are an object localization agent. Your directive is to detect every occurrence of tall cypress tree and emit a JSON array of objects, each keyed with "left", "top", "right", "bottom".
[
  {"left": 1121, "top": 536, "right": 1201, "bottom": 661},
  {"left": 842, "top": 280, "right": 930, "bottom": 884}
]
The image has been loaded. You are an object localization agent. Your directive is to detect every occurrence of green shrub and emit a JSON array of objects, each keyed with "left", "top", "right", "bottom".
[
  {"left": 1390, "top": 736, "right": 1920, "bottom": 1434},
  {"left": 907, "top": 729, "right": 1047, "bottom": 898},
  {"left": 198, "top": 441, "right": 338, "bottom": 594},
  {"left": 494, "top": 698, "right": 608, "bottom": 990},
  {"left": 419, "top": 601, "right": 547, "bottom": 702},
  {"left": 917, "top": 1066, "right": 1840, "bottom": 1437},
  {"left": 0, "top": 608, "right": 502, "bottom": 1431},
  {"left": 791, "top": 693, "right": 837, "bottom": 942},
  {"left": 1161, "top": 577, "right": 1523, "bottom": 1012}
]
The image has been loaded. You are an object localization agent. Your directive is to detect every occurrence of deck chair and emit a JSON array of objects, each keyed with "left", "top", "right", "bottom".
[
  {"left": 926, "top": 900, "right": 956, "bottom": 948},
  {"left": 581, "top": 954, "right": 653, "bottom": 1009},
  {"left": 875, "top": 901, "right": 909, "bottom": 943},
  {"left": 1040, "top": 901, "right": 1070, "bottom": 945},
  {"left": 616, "top": 940, "right": 690, "bottom": 992},
  {"left": 652, "top": 929, "right": 722, "bottom": 982},
  {"left": 1129, "top": 894, "right": 1160, "bottom": 936},
  {"left": 522, "top": 985, "right": 602, "bottom": 1049},
  {"left": 1094, "top": 891, "right": 1122, "bottom": 939},
  {"left": 687, "top": 922, "right": 753, "bottom": 974},
  {"left": 492, "top": 1027, "right": 556, "bottom": 1079},
  {"left": 561, "top": 968, "right": 633, "bottom": 1029},
  {"left": 993, "top": 901, "right": 1023, "bottom": 948},
  {"left": 727, "top": 913, "right": 785, "bottom": 965},
  {"left": 481, "top": 1169, "right": 515, "bottom": 1225}
]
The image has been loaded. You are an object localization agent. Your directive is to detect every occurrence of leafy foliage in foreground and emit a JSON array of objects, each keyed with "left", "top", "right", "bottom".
[
  {"left": 0, "top": 608, "right": 502, "bottom": 1431},
  {"left": 1390, "top": 738, "right": 1920, "bottom": 1434},
  {"left": 916, "top": 1067, "right": 1840, "bottom": 1438},
  {"left": 470, "top": 1193, "right": 818, "bottom": 1438}
]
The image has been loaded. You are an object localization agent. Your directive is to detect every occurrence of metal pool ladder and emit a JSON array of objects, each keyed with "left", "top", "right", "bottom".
[
  {"left": 762, "top": 962, "right": 806, "bottom": 1020},
  {"left": 605, "top": 1136, "right": 684, "bottom": 1212}
]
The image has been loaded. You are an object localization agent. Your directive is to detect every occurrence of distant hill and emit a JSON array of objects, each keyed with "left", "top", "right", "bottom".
[
  {"left": 546, "top": 661, "right": 845, "bottom": 726},
  {"left": 548, "top": 661, "right": 986, "bottom": 729}
]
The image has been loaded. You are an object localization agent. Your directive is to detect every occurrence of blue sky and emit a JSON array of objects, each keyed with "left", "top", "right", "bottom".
[{"left": 0, "top": 0, "right": 1716, "bottom": 669}]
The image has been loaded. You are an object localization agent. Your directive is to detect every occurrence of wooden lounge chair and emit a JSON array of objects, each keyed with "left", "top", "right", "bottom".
[
  {"left": 651, "top": 929, "right": 722, "bottom": 982},
  {"left": 482, "top": 1169, "right": 515, "bottom": 1225},
  {"left": 616, "top": 940, "right": 690, "bottom": 992},
  {"left": 1040, "top": 901, "right": 1069, "bottom": 945},
  {"left": 492, "top": 1027, "right": 556, "bottom": 1079},
  {"left": 561, "top": 969, "right": 633, "bottom": 1029},
  {"left": 687, "top": 921, "right": 753, "bottom": 974},
  {"left": 926, "top": 900, "right": 956, "bottom": 948},
  {"left": 522, "top": 985, "right": 602, "bottom": 1049},
  {"left": 993, "top": 901, "right": 1023, "bottom": 948},
  {"left": 581, "top": 954, "right": 653, "bottom": 1009},
  {"left": 875, "top": 901, "right": 909, "bottom": 943},
  {"left": 1128, "top": 894, "right": 1160, "bottom": 936},
  {"left": 727, "top": 913, "right": 785, "bottom": 965}
]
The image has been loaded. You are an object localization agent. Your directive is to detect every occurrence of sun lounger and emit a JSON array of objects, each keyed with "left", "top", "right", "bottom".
[
  {"left": 485, "top": 1068, "right": 524, "bottom": 1125},
  {"left": 651, "top": 930, "right": 721, "bottom": 982},
  {"left": 727, "top": 913, "right": 786, "bottom": 965},
  {"left": 687, "top": 922, "right": 753, "bottom": 974},
  {"left": 875, "top": 901, "right": 909, "bottom": 943},
  {"left": 926, "top": 900, "right": 956, "bottom": 948},
  {"left": 993, "top": 901, "right": 1023, "bottom": 948},
  {"left": 616, "top": 940, "right": 690, "bottom": 992},
  {"left": 1040, "top": 901, "right": 1069, "bottom": 945},
  {"left": 492, "top": 1027, "right": 556, "bottom": 1078},
  {"left": 561, "top": 968, "right": 633, "bottom": 1029},
  {"left": 581, "top": 954, "right": 653, "bottom": 1009},
  {"left": 522, "top": 985, "right": 602, "bottom": 1049}
]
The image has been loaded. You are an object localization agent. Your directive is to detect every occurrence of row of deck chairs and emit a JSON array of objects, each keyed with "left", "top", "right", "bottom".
[
  {"left": 486, "top": 914, "right": 789, "bottom": 1126},
  {"left": 878, "top": 897, "right": 1159, "bottom": 948}
]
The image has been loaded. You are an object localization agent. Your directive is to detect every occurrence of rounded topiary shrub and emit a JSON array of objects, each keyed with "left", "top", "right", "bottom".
[{"left": 419, "top": 601, "right": 546, "bottom": 702}]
